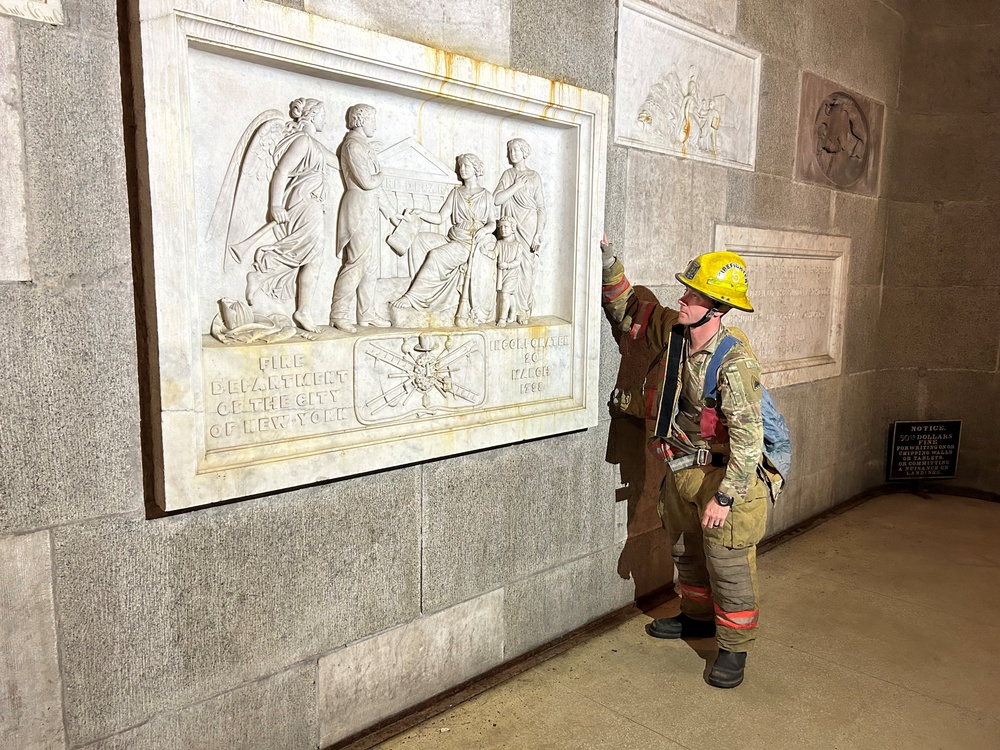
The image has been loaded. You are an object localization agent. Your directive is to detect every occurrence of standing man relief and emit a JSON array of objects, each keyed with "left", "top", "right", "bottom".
[
  {"left": 600, "top": 237, "right": 770, "bottom": 689},
  {"left": 494, "top": 138, "right": 546, "bottom": 324},
  {"left": 331, "top": 103, "right": 401, "bottom": 333}
]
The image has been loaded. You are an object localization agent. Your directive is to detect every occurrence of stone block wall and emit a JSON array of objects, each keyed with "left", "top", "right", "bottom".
[
  {"left": 6, "top": 0, "right": 984, "bottom": 747},
  {"left": 881, "top": 0, "right": 1000, "bottom": 492}
]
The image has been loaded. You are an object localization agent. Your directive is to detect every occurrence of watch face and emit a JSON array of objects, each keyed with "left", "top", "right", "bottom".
[{"left": 716, "top": 493, "right": 734, "bottom": 506}]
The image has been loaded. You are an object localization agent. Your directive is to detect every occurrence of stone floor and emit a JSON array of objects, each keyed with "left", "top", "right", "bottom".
[{"left": 376, "top": 493, "right": 1000, "bottom": 749}]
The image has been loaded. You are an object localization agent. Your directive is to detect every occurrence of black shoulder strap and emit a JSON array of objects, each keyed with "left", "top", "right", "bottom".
[{"left": 653, "top": 325, "right": 685, "bottom": 439}]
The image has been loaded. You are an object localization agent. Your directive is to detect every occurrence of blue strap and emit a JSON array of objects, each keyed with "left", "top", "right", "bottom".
[{"left": 703, "top": 335, "right": 740, "bottom": 405}]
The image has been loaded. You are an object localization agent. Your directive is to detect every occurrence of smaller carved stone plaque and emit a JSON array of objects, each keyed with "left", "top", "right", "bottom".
[
  {"left": 795, "top": 72, "right": 884, "bottom": 196},
  {"left": 0, "top": 0, "right": 63, "bottom": 24},
  {"left": 714, "top": 225, "right": 850, "bottom": 388}
]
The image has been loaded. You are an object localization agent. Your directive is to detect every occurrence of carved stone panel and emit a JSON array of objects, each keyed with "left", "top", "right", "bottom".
[
  {"left": 131, "top": 0, "right": 607, "bottom": 510},
  {"left": 614, "top": 0, "right": 761, "bottom": 171},
  {"left": 0, "top": 0, "right": 63, "bottom": 24},
  {"left": 714, "top": 225, "right": 850, "bottom": 388},
  {"left": 0, "top": 20, "right": 29, "bottom": 280},
  {"left": 794, "top": 72, "right": 885, "bottom": 196}
]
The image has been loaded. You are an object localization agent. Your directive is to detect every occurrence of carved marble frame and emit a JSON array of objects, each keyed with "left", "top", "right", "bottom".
[
  {"left": 714, "top": 225, "right": 850, "bottom": 388},
  {"left": 0, "top": 0, "right": 63, "bottom": 24},
  {"left": 130, "top": 0, "right": 608, "bottom": 510}
]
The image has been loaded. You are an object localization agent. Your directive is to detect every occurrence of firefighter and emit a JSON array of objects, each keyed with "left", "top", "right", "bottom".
[{"left": 601, "top": 238, "right": 767, "bottom": 688}]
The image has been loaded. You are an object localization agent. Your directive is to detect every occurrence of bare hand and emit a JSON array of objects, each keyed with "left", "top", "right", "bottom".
[
  {"left": 405, "top": 208, "right": 423, "bottom": 220},
  {"left": 701, "top": 500, "right": 731, "bottom": 530},
  {"left": 530, "top": 235, "right": 541, "bottom": 253},
  {"left": 270, "top": 205, "right": 290, "bottom": 224},
  {"left": 389, "top": 213, "right": 403, "bottom": 228}
]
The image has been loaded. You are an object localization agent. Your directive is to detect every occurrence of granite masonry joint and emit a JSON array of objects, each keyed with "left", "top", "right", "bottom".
[
  {"left": 16, "top": 509, "right": 146, "bottom": 539},
  {"left": 48, "top": 530, "right": 71, "bottom": 750},
  {"left": 72, "top": 657, "right": 321, "bottom": 749}
]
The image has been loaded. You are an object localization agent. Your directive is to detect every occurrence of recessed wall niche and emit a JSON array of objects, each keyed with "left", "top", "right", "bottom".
[{"left": 794, "top": 72, "right": 885, "bottom": 196}]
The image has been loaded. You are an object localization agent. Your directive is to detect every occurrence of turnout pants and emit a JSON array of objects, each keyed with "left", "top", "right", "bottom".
[{"left": 659, "top": 465, "right": 768, "bottom": 652}]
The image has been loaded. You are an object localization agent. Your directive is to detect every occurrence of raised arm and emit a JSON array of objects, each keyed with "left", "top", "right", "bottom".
[{"left": 600, "top": 237, "right": 680, "bottom": 352}]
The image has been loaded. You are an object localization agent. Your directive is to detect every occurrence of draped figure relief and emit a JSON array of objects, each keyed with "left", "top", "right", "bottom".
[
  {"left": 494, "top": 138, "right": 546, "bottom": 324},
  {"left": 390, "top": 153, "right": 497, "bottom": 328},
  {"left": 209, "top": 97, "right": 335, "bottom": 341}
]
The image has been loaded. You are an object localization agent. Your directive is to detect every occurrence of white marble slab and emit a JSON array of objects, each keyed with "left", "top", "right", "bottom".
[
  {"left": 131, "top": 0, "right": 608, "bottom": 509},
  {"left": 714, "top": 225, "right": 850, "bottom": 388},
  {"left": 317, "top": 589, "right": 505, "bottom": 747},
  {"left": 614, "top": 0, "right": 760, "bottom": 171},
  {"left": 0, "top": 531, "right": 65, "bottom": 749},
  {"left": 0, "top": 19, "right": 30, "bottom": 281},
  {"left": 0, "top": 0, "right": 62, "bottom": 24},
  {"left": 641, "top": 0, "right": 737, "bottom": 35},
  {"left": 304, "top": 0, "right": 511, "bottom": 66}
]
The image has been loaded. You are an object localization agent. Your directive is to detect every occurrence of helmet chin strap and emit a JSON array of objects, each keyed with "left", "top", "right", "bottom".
[{"left": 687, "top": 306, "right": 720, "bottom": 329}]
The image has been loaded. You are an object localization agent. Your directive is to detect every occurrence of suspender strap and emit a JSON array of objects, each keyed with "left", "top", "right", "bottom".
[
  {"left": 653, "top": 325, "right": 686, "bottom": 440},
  {"left": 703, "top": 334, "right": 740, "bottom": 407}
]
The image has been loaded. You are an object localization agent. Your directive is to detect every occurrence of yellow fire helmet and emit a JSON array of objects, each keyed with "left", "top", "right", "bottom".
[{"left": 675, "top": 250, "right": 754, "bottom": 313}]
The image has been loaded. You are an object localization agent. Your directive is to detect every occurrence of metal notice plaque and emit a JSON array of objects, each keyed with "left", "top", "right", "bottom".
[{"left": 887, "top": 420, "right": 962, "bottom": 481}]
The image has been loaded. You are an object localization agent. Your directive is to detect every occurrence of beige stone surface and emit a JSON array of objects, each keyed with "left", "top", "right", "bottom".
[
  {"left": 832, "top": 192, "right": 886, "bottom": 286},
  {"left": 877, "top": 286, "right": 1000, "bottom": 371},
  {"left": 621, "top": 153, "right": 728, "bottom": 286},
  {"left": 318, "top": 590, "right": 505, "bottom": 747},
  {"left": 0, "top": 531, "right": 64, "bottom": 750},
  {"left": 899, "top": 23, "right": 1000, "bottom": 115},
  {"left": 81, "top": 665, "right": 316, "bottom": 750},
  {"left": 737, "top": 0, "right": 904, "bottom": 106},
  {"left": 888, "top": 113, "right": 1000, "bottom": 202}
]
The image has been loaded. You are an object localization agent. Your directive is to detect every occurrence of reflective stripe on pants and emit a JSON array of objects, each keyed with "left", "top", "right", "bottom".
[{"left": 660, "top": 466, "right": 767, "bottom": 652}]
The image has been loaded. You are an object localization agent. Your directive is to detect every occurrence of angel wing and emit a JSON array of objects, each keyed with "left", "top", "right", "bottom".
[{"left": 206, "top": 109, "right": 287, "bottom": 270}]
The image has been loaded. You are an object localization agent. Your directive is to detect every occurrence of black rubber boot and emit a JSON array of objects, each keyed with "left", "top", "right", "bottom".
[
  {"left": 645, "top": 613, "right": 716, "bottom": 640},
  {"left": 708, "top": 649, "right": 747, "bottom": 688}
]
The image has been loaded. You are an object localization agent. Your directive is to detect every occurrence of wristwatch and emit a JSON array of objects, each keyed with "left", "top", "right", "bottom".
[{"left": 714, "top": 491, "right": 734, "bottom": 507}]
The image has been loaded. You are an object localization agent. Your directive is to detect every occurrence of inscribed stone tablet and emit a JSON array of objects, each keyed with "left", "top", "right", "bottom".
[
  {"left": 714, "top": 225, "right": 850, "bottom": 388},
  {"left": 0, "top": 0, "right": 63, "bottom": 24}
]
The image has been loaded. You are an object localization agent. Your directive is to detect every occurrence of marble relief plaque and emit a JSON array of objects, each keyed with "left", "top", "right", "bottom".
[
  {"left": 614, "top": 0, "right": 761, "bottom": 171},
  {"left": 714, "top": 225, "right": 850, "bottom": 388},
  {"left": 0, "top": 0, "right": 63, "bottom": 24},
  {"left": 130, "top": 0, "right": 607, "bottom": 510},
  {"left": 794, "top": 72, "right": 885, "bottom": 196}
]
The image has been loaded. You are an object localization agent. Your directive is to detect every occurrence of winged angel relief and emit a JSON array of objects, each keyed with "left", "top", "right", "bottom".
[{"left": 208, "top": 97, "right": 337, "bottom": 344}]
